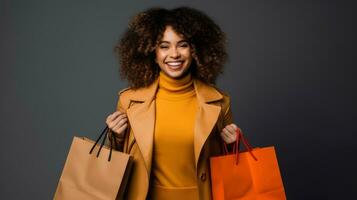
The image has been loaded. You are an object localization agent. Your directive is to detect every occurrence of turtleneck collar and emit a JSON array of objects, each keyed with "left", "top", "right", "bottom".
[{"left": 157, "top": 70, "right": 195, "bottom": 100}]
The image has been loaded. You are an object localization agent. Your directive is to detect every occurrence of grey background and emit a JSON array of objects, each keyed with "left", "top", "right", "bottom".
[{"left": 1, "top": 0, "right": 356, "bottom": 199}]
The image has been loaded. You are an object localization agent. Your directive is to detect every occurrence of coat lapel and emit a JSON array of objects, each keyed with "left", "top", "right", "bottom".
[
  {"left": 193, "top": 79, "right": 223, "bottom": 166},
  {"left": 125, "top": 76, "right": 223, "bottom": 176},
  {"left": 125, "top": 78, "right": 158, "bottom": 178}
]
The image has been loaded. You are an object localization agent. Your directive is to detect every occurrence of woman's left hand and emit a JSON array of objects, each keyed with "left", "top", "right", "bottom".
[{"left": 220, "top": 123, "right": 239, "bottom": 144}]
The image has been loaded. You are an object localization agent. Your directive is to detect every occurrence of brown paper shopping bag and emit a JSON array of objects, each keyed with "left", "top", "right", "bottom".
[{"left": 54, "top": 126, "right": 133, "bottom": 200}]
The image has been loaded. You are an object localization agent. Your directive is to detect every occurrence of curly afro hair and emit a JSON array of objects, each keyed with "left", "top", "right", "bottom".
[{"left": 114, "top": 6, "right": 228, "bottom": 89}]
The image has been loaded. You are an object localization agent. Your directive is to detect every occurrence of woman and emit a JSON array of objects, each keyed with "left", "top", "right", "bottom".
[{"left": 105, "top": 7, "right": 239, "bottom": 200}]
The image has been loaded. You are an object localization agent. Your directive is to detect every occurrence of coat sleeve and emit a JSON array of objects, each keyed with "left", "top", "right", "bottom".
[
  {"left": 223, "top": 95, "right": 233, "bottom": 127},
  {"left": 216, "top": 94, "right": 233, "bottom": 133},
  {"left": 106, "top": 88, "right": 130, "bottom": 151},
  {"left": 220, "top": 94, "right": 236, "bottom": 150}
]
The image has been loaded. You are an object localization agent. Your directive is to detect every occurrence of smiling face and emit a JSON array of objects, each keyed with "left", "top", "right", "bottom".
[{"left": 155, "top": 26, "right": 193, "bottom": 79}]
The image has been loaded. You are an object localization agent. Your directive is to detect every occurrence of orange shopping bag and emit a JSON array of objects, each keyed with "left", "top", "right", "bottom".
[{"left": 210, "top": 128, "right": 286, "bottom": 200}]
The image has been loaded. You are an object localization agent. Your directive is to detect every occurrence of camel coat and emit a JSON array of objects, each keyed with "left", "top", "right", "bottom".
[{"left": 113, "top": 77, "right": 233, "bottom": 200}]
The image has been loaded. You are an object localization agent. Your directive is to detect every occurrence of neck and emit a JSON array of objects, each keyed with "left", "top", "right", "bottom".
[{"left": 157, "top": 71, "right": 195, "bottom": 100}]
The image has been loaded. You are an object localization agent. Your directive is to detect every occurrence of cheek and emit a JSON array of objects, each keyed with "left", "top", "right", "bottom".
[
  {"left": 183, "top": 49, "right": 193, "bottom": 61},
  {"left": 184, "top": 54, "right": 193, "bottom": 65},
  {"left": 155, "top": 49, "right": 160, "bottom": 61},
  {"left": 155, "top": 52, "right": 166, "bottom": 63}
]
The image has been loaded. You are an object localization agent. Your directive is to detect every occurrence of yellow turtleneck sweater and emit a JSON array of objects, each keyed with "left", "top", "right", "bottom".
[{"left": 149, "top": 70, "right": 199, "bottom": 199}]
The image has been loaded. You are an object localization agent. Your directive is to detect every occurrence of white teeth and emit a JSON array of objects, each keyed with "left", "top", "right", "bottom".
[{"left": 166, "top": 62, "right": 183, "bottom": 66}]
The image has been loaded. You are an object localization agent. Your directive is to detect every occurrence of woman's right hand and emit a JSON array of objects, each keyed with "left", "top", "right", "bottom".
[{"left": 105, "top": 111, "right": 128, "bottom": 140}]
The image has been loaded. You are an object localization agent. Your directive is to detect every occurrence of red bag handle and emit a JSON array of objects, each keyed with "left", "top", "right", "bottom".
[{"left": 223, "top": 128, "right": 258, "bottom": 165}]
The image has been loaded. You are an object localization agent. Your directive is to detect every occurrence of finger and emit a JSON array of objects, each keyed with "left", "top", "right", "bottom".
[
  {"left": 224, "top": 126, "right": 237, "bottom": 141},
  {"left": 112, "top": 117, "right": 128, "bottom": 130},
  {"left": 222, "top": 127, "right": 231, "bottom": 137},
  {"left": 112, "top": 113, "right": 127, "bottom": 125},
  {"left": 221, "top": 130, "right": 234, "bottom": 144},
  {"left": 112, "top": 123, "right": 128, "bottom": 137},
  {"left": 225, "top": 125, "right": 236, "bottom": 135},
  {"left": 223, "top": 127, "right": 237, "bottom": 141},
  {"left": 107, "top": 111, "right": 126, "bottom": 123},
  {"left": 220, "top": 131, "right": 230, "bottom": 142},
  {"left": 222, "top": 128, "right": 236, "bottom": 142},
  {"left": 110, "top": 116, "right": 127, "bottom": 130},
  {"left": 222, "top": 127, "right": 229, "bottom": 135},
  {"left": 112, "top": 111, "right": 127, "bottom": 120},
  {"left": 108, "top": 116, "right": 127, "bottom": 130},
  {"left": 106, "top": 111, "right": 119, "bottom": 122},
  {"left": 231, "top": 123, "right": 238, "bottom": 130}
]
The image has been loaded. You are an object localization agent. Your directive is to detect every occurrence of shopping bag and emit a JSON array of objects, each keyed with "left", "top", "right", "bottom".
[
  {"left": 210, "top": 128, "right": 286, "bottom": 200},
  {"left": 54, "top": 126, "right": 133, "bottom": 200}
]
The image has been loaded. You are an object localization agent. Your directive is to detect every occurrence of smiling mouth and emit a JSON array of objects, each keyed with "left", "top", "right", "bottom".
[
  {"left": 166, "top": 61, "right": 184, "bottom": 65},
  {"left": 165, "top": 61, "right": 184, "bottom": 69}
]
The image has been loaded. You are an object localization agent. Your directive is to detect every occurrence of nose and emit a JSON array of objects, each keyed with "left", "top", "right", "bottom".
[{"left": 169, "top": 47, "right": 180, "bottom": 58}]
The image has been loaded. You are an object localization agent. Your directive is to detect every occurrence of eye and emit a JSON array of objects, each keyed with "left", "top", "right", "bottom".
[
  {"left": 179, "top": 43, "right": 189, "bottom": 48},
  {"left": 159, "top": 45, "right": 169, "bottom": 49}
]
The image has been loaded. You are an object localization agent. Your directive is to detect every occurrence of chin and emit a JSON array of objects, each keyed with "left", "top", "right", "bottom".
[
  {"left": 165, "top": 69, "right": 189, "bottom": 79},
  {"left": 162, "top": 63, "right": 190, "bottom": 78},
  {"left": 166, "top": 72, "right": 183, "bottom": 79}
]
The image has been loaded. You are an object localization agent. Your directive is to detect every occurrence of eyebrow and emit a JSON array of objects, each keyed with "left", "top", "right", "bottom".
[{"left": 159, "top": 40, "right": 189, "bottom": 44}]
